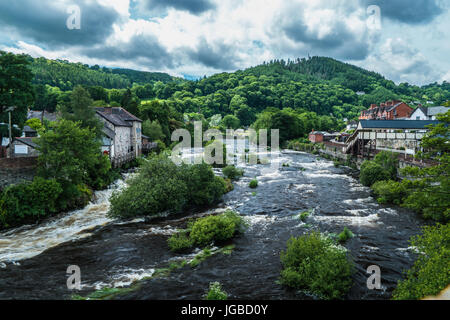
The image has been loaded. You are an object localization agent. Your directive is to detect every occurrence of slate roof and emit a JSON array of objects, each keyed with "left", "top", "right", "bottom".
[
  {"left": 427, "top": 106, "right": 449, "bottom": 116},
  {"left": 95, "top": 107, "right": 142, "bottom": 127},
  {"left": 359, "top": 120, "right": 441, "bottom": 129},
  {"left": 27, "top": 111, "right": 59, "bottom": 122},
  {"left": 13, "top": 137, "right": 38, "bottom": 149}
]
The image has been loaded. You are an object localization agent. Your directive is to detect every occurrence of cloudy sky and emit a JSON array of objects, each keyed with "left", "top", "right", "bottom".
[{"left": 0, "top": 0, "right": 449, "bottom": 85}]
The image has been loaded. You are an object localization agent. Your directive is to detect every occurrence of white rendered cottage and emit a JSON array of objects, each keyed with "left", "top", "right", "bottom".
[{"left": 95, "top": 107, "right": 142, "bottom": 162}]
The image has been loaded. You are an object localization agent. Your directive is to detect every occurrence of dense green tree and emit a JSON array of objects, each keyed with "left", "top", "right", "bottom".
[
  {"left": 0, "top": 51, "right": 34, "bottom": 141},
  {"left": 401, "top": 111, "right": 450, "bottom": 222},
  {"left": 61, "top": 85, "right": 103, "bottom": 139}
]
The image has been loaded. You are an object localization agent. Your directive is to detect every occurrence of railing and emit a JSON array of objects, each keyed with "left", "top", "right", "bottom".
[
  {"left": 112, "top": 152, "right": 136, "bottom": 168},
  {"left": 142, "top": 142, "right": 158, "bottom": 152}
]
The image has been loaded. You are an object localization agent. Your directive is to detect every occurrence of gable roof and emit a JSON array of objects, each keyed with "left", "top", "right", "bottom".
[
  {"left": 27, "top": 110, "right": 59, "bottom": 122},
  {"left": 427, "top": 106, "right": 449, "bottom": 116},
  {"left": 13, "top": 137, "right": 38, "bottom": 149},
  {"left": 95, "top": 107, "right": 142, "bottom": 127},
  {"left": 359, "top": 120, "right": 441, "bottom": 129}
]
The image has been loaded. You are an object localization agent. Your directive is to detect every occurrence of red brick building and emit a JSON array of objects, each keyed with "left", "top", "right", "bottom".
[{"left": 359, "top": 100, "right": 413, "bottom": 120}]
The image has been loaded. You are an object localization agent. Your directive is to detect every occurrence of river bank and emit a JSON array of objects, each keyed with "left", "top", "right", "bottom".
[{"left": 0, "top": 150, "right": 425, "bottom": 300}]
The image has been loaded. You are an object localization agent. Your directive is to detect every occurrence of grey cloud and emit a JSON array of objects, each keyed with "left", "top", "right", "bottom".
[
  {"left": 186, "top": 38, "right": 240, "bottom": 70},
  {"left": 80, "top": 35, "right": 173, "bottom": 68},
  {"left": 140, "top": 0, "right": 215, "bottom": 14},
  {"left": 0, "top": 0, "right": 119, "bottom": 47},
  {"left": 360, "top": 0, "right": 443, "bottom": 24},
  {"left": 281, "top": 15, "right": 370, "bottom": 61}
]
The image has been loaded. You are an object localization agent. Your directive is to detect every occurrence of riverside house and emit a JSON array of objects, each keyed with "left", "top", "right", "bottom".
[{"left": 95, "top": 107, "right": 143, "bottom": 167}]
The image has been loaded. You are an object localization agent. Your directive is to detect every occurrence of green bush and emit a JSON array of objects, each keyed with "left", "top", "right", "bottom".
[
  {"left": 189, "top": 211, "right": 247, "bottom": 246},
  {"left": 205, "top": 282, "right": 228, "bottom": 300},
  {"left": 249, "top": 179, "right": 258, "bottom": 189},
  {"left": 109, "top": 156, "right": 226, "bottom": 218},
  {"left": 222, "top": 165, "right": 244, "bottom": 180},
  {"left": 373, "top": 151, "right": 398, "bottom": 179},
  {"left": 372, "top": 180, "right": 408, "bottom": 205},
  {"left": 168, "top": 231, "right": 194, "bottom": 253},
  {"left": 359, "top": 160, "right": 390, "bottom": 187},
  {"left": 185, "top": 163, "right": 227, "bottom": 207},
  {"left": 299, "top": 211, "right": 310, "bottom": 222},
  {"left": 280, "top": 231, "right": 354, "bottom": 300},
  {"left": 337, "top": 227, "right": 354, "bottom": 243},
  {"left": 0, "top": 177, "right": 63, "bottom": 228},
  {"left": 393, "top": 224, "right": 450, "bottom": 300}
]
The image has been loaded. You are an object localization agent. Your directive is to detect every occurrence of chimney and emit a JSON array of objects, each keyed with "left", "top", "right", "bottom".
[
  {"left": 370, "top": 104, "right": 377, "bottom": 109},
  {"left": 380, "top": 103, "right": 386, "bottom": 107},
  {"left": 104, "top": 106, "right": 112, "bottom": 114}
]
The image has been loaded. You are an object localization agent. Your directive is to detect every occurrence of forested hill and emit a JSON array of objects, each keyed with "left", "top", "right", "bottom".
[
  {"left": 28, "top": 55, "right": 175, "bottom": 91},
  {"left": 16, "top": 52, "right": 450, "bottom": 124}
]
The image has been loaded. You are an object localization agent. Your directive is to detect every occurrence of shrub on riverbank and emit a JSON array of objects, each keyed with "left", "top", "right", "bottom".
[
  {"left": 280, "top": 231, "right": 354, "bottom": 300},
  {"left": 168, "top": 231, "right": 194, "bottom": 252},
  {"left": 190, "top": 211, "right": 247, "bottom": 246},
  {"left": 337, "top": 227, "right": 354, "bottom": 243},
  {"left": 205, "top": 282, "right": 228, "bottom": 300},
  {"left": 372, "top": 180, "right": 408, "bottom": 205},
  {"left": 393, "top": 224, "right": 450, "bottom": 300},
  {"left": 359, "top": 161, "right": 390, "bottom": 187},
  {"left": 108, "top": 155, "right": 227, "bottom": 219},
  {"left": 222, "top": 165, "right": 244, "bottom": 180},
  {"left": 249, "top": 179, "right": 258, "bottom": 188},
  {"left": 168, "top": 211, "right": 247, "bottom": 251},
  {"left": 0, "top": 177, "right": 62, "bottom": 228}
]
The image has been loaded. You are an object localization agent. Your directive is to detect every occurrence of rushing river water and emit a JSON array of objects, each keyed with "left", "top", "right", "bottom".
[{"left": 0, "top": 150, "right": 424, "bottom": 300}]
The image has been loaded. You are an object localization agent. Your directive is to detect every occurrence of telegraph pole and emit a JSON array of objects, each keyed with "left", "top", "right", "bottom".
[{"left": 5, "top": 106, "right": 16, "bottom": 158}]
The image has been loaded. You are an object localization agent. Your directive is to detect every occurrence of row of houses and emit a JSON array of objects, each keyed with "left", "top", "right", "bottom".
[
  {"left": 1, "top": 107, "right": 157, "bottom": 167},
  {"left": 359, "top": 100, "right": 449, "bottom": 121}
]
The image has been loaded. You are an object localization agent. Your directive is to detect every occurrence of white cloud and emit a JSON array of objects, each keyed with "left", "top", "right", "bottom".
[{"left": 0, "top": 0, "right": 448, "bottom": 84}]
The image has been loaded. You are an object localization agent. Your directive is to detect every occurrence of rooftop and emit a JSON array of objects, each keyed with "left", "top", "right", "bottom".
[
  {"left": 95, "top": 107, "right": 142, "bottom": 127},
  {"left": 359, "top": 120, "right": 441, "bottom": 129}
]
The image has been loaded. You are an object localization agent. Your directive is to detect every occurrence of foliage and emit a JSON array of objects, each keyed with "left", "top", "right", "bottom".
[
  {"left": 359, "top": 161, "right": 390, "bottom": 187},
  {"left": 189, "top": 211, "right": 247, "bottom": 247},
  {"left": 393, "top": 224, "right": 450, "bottom": 300},
  {"left": 222, "top": 165, "right": 244, "bottom": 180},
  {"left": 0, "top": 51, "right": 35, "bottom": 140},
  {"left": 61, "top": 85, "right": 104, "bottom": 138},
  {"left": 205, "top": 282, "right": 228, "bottom": 300},
  {"left": 400, "top": 111, "right": 450, "bottom": 222},
  {"left": 249, "top": 179, "right": 258, "bottom": 189},
  {"left": 184, "top": 162, "right": 227, "bottom": 206},
  {"left": 168, "top": 231, "right": 194, "bottom": 253},
  {"left": 142, "top": 119, "right": 165, "bottom": 141},
  {"left": 337, "top": 227, "right": 354, "bottom": 244},
  {"left": 372, "top": 180, "right": 408, "bottom": 205},
  {"left": 280, "top": 231, "right": 354, "bottom": 300},
  {"left": 221, "top": 114, "right": 241, "bottom": 129},
  {"left": 109, "top": 156, "right": 227, "bottom": 218},
  {"left": 0, "top": 177, "right": 62, "bottom": 228},
  {"left": 299, "top": 211, "right": 310, "bottom": 222},
  {"left": 373, "top": 151, "right": 398, "bottom": 179}
]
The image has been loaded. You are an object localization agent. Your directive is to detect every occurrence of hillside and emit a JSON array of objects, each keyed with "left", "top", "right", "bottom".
[
  {"left": 27, "top": 55, "right": 175, "bottom": 91},
  {"left": 21, "top": 53, "right": 450, "bottom": 123}
]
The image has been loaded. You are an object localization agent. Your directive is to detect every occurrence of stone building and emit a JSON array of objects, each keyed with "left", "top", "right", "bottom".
[{"left": 95, "top": 107, "right": 143, "bottom": 165}]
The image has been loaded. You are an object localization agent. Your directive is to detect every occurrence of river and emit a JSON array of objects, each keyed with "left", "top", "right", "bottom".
[{"left": 0, "top": 150, "right": 424, "bottom": 300}]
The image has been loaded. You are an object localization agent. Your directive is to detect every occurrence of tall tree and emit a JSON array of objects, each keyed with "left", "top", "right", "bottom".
[
  {"left": 0, "top": 52, "right": 34, "bottom": 142},
  {"left": 401, "top": 111, "right": 450, "bottom": 222},
  {"left": 61, "top": 85, "right": 103, "bottom": 139}
]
